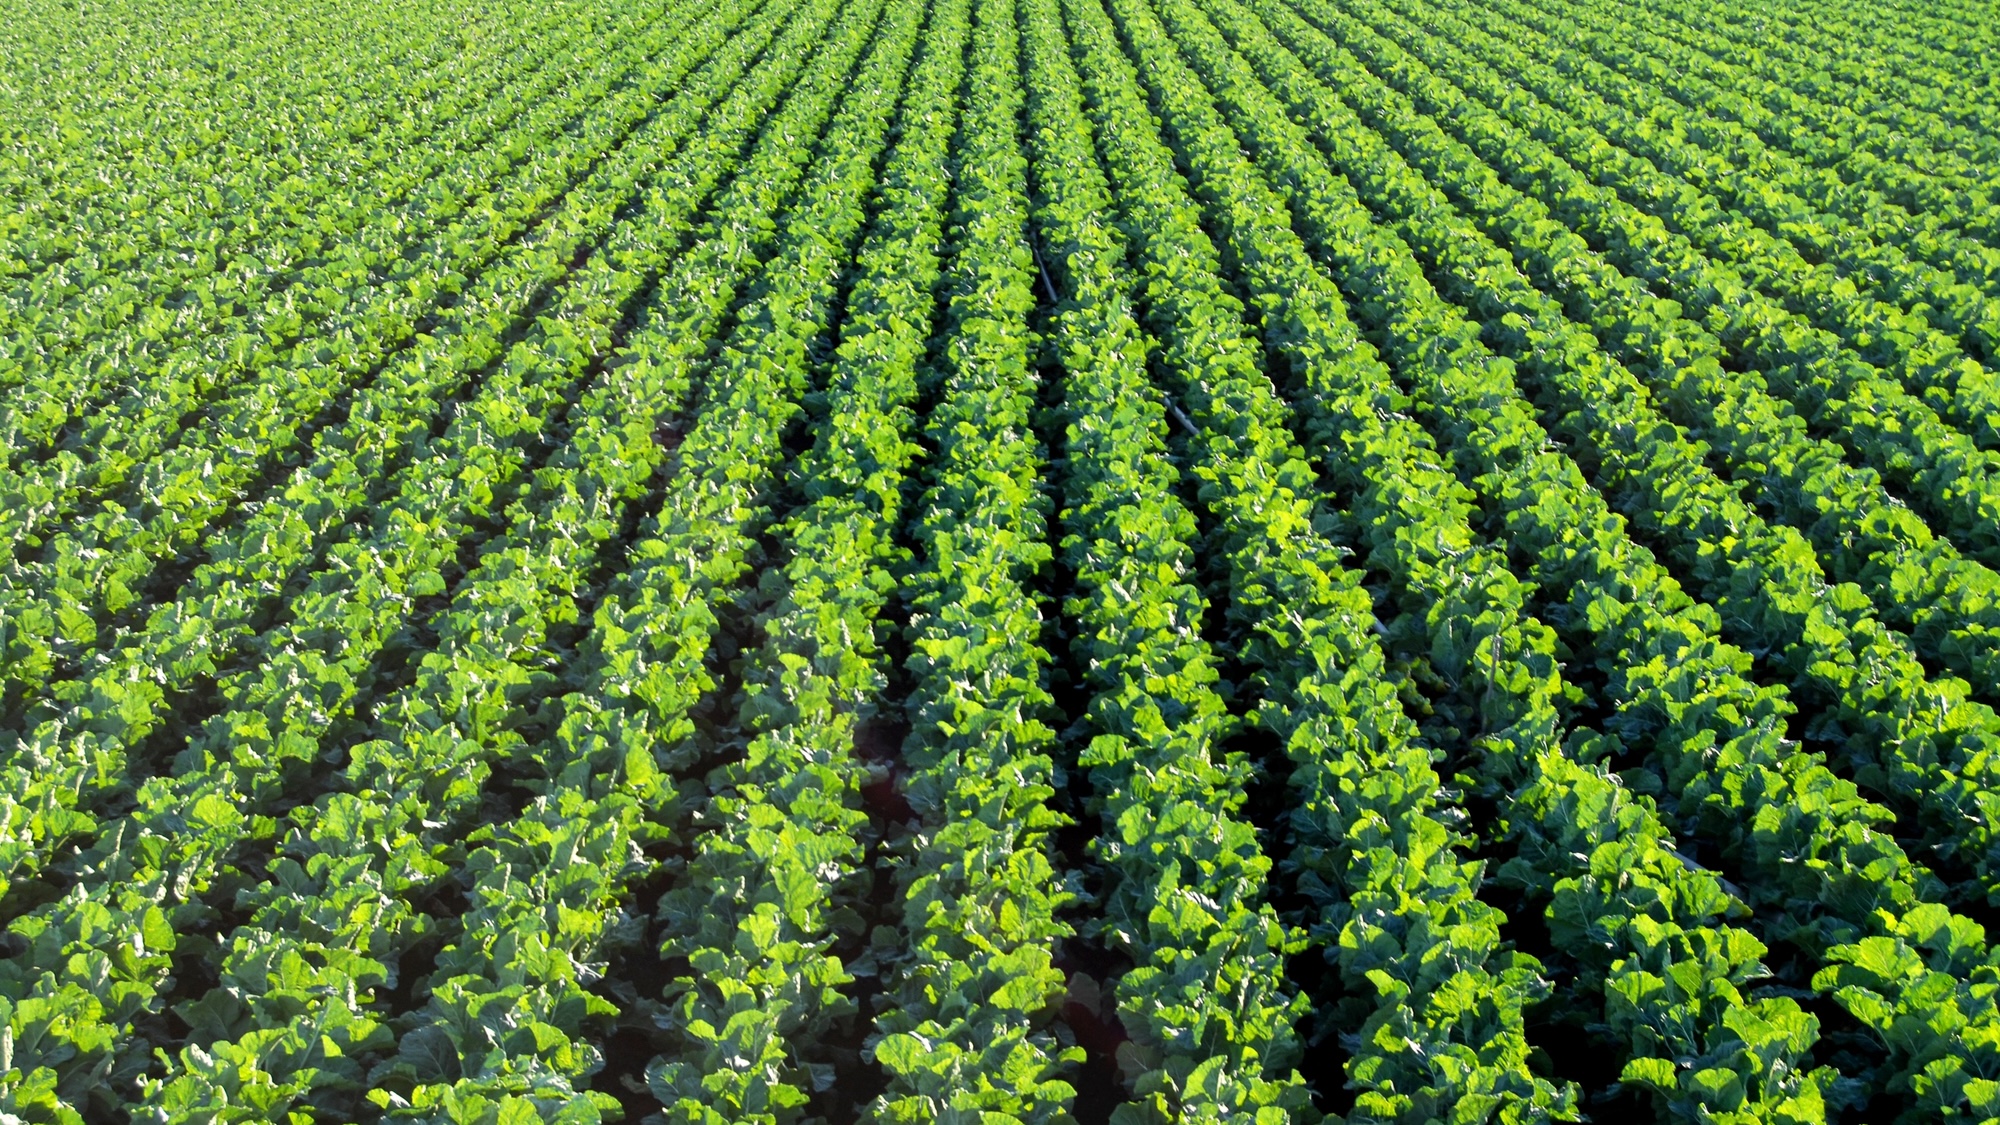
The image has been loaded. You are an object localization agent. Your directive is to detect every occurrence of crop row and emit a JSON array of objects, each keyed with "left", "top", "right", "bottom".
[
  {"left": 3, "top": 0, "right": 580, "bottom": 387},
  {"left": 0, "top": 0, "right": 756, "bottom": 731},
  {"left": 9, "top": 0, "right": 2000, "bottom": 1119},
  {"left": 0, "top": 0, "right": 879, "bottom": 1113},
  {"left": 1198, "top": 0, "right": 2000, "bottom": 1116},
  {"left": 0, "top": 0, "right": 798, "bottom": 911}
]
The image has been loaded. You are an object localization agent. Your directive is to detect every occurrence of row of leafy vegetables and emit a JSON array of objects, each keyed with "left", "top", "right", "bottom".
[{"left": 2, "top": 0, "right": 1999, "bottom": 1119}]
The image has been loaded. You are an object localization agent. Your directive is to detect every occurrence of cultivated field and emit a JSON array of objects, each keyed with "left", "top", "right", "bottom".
[{"left": 4, "top": 0, "right": 2000, "bottom": 1121}]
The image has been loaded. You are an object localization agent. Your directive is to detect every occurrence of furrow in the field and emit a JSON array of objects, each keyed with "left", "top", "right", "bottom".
[
  {"left": 0, "top": 0, "right": 661, "bottom": 475},
  {"left": 863, "top": 0, "right": 1080, "bottom": 1115},
  {"left": 1013, "top": 2, "right": 1168, "bottom": 1105},
  {"left": 0, "top": 0, "right": 888, "bottom": 1116},
  {"left": 1438, "top": 0, "right": 2000, "bottom": 427},
  {"left": 633, "top": 14, "right": 979, "bottom": 1122},
  {"left": 0, "top": 0, "right": 542, "bottom": 368},
  {"left": 1106, "top": 0, "right": 1852, "bottom": 1114},
  {"left": 1230, "top": 1, "right": 2000, "bottom": 704},
  {"left": 1212, "top": 0, "right": 2000, "bottom": 1116},
  {"left": 1323, "top": 0, "right": 2000, "bottom": 571},
  {"left": 136, "top": 1, "right": 926, "bottom": 1114},
  {"left": 0, "top": 0, "right": 751, "bottom": 728},
  {"left": 1024, "top": 0, "right": 1368, "bottom": 1104}
]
